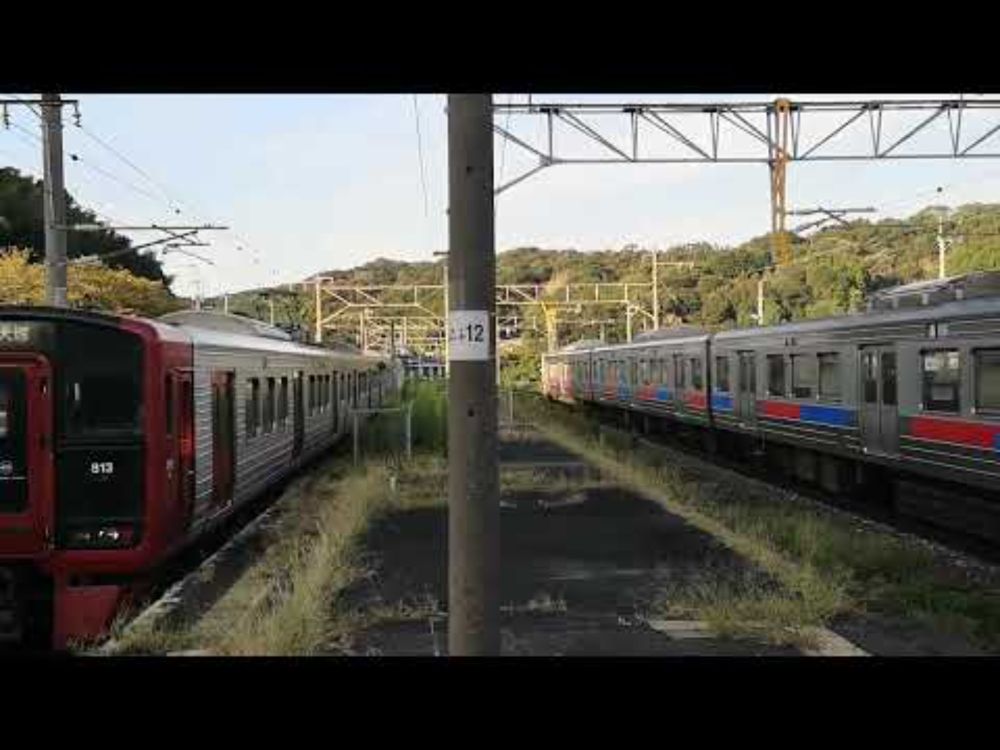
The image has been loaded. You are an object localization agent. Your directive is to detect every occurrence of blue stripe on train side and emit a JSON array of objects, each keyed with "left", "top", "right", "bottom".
[
  {"left": 711, "top": 393, "right": 734, "bottom": 412},
  {"left": 799, "top": 404, "right": 854, "bottom": 427}
]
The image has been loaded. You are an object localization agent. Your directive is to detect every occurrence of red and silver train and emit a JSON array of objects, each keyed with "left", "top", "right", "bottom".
[
  {"left": 542, "top": 273, "right": 1000, "bottom": 541},
  {"left": 0, "top": 306, "right": 399, "bottom": 648}
]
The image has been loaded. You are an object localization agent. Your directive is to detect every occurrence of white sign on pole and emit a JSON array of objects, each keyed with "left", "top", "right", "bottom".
[{"left": 448, "top": 310, "right": 490, "bottom": 361}]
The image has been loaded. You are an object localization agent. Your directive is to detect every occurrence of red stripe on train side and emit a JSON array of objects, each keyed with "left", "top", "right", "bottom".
[
  {"left": 760, "top": 400, "right": 801, "bottom": 420},
  {"left": 685, "top": 391, "right": 707, "bottom": 410},
  {"left": 908, "top": 415, "right": 1000, "bottom": 449}
]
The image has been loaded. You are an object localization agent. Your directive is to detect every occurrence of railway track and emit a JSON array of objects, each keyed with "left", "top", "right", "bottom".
[{"left": 550, "top": 397, "right": 1000, "bottom": 573}]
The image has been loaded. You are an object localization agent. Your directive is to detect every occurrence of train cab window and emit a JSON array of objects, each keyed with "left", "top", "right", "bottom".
[
  {"left": 263, "top": 378, "right": 275, "bottom": 433},
  {"left": 278, "top": 377, "right": 289, "bottom": 429},
  {"left": 767, "top": 355, "right": 786, "bottom": 397},
  {"left": 818, "top": 353, "right": 841, "bottom": 401},
  {"left": 690, "top": 358, "right": 703, "bottom": 391},
  {"left": 246, "top": 378, "right": 260, "bottom": 438},
  {"left": 922, "top": 349, "right": 960, "bottom": 413},
  {"left": 791, "top": 354, "right": 818, "bottom": 399},
  {"left": 66, "top": 374, "right": 142, "bottom": 436},
  {"left": 976, "top": 350, "right": 1000, "bottom": 413},
  {"left": 715, "top": 356, "right": 730, "bottom": 392}
]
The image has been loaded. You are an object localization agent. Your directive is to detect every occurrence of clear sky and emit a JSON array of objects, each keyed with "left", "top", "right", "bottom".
[{"left": 2, "top": 93, "right": 1000, "bottom": 299}]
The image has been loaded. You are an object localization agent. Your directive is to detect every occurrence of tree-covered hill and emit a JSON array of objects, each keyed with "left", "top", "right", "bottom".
[
  {"left": 219, "top": 201, "right": 1000, "bottom": 345},
  {"left": 0, "top": 166, "right": 169, "bottom": 284}
]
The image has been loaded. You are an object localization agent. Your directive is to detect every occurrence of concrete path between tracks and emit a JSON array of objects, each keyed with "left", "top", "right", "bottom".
[{"left": 332, "top": 426, "right": 868, "bottom": 657}]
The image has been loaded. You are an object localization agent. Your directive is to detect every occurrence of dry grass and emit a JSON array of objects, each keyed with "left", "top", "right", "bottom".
[
  {"left": 197, "top": 455, "right": 446, "bottom": 656},
  {"left": 517, "top": 393, "right": 1000, "bottom": 651}
]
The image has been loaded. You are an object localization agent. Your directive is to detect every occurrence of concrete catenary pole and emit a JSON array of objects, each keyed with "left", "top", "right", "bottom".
[
  {"left": 447, "top": 94, "right": 499, "bottom": 656},
  {"left": 314, "top": 279, "right": 323, "bottom": 343},
  {"left": 651, "top": 249, "right": 659, "bottom": 331},
  {"left": 41, "top": 93, "right": 68, "bottom": 308}
]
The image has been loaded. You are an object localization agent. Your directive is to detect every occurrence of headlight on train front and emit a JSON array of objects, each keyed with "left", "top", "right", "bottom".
[{"left": 64, "top": 524, "right": 137, "bottom": 549}]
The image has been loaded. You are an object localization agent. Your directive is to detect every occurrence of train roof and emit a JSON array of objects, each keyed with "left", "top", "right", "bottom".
[
  {"left": 546, "top": 279, "right": 1000, "bottom": 357},
  {"left": 716, "top": 293, "right": 1000, "bottom": 342},
  {"left": 159, "top": 310, "right": 294, "bottom": 341},
  {"left": 548, "top": 327, "right": 709, "bottom": 357},
  {"left": 0, "top": 304, "right": 192, "bottom": 345}
]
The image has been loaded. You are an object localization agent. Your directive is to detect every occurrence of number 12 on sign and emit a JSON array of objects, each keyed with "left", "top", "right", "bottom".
[{"left": 449, "top": 310, "right": 491, "bottom": 361}]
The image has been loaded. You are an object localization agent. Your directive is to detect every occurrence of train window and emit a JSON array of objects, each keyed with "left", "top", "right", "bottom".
[
  {"left": 976, "top": 350, "right": 1000, "bottom": 413},
  {"left": 818, "top": 353, "right": 841, "bottom": 401},
  {"left": 690, "top": 358, "right": 703, "bottom": 391},
  {"left": 791, "top": 354, "right": 818, "bottom": 399},
  {"left": 715, "top": 356, "right": 730, "bottom": 392},
  {"left": 922, "top": 349, "right": 960, "bottom": 413},
  {"left": 165, "top": 374, "right": 174, "bottom": 438},
  {"left": 66, "top": 374, "right": 142, "bottom": 436},
  {"left": 59, "top": 324, "right": 143, "bottom": 439},
  {"left": 246, "top": 378, "right": 260, "bottom": 438},
  {"left": 630, "top": 360, "right": 638, "bottom": 386},
  {"left": 767, "top": 355, "right": 786, "bottom": 397},
  {"left": 263, "top": 378, "right": 275, "bottom": 433},
  {"left": 674, "top": 354, "right": 685, "bottom": 389},
  {"left": 278, "top": 377, "right": 289, "bottom": 429}
]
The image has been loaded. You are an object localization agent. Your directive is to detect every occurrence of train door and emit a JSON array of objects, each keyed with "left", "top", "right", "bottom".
[
  {"left": 292, "top": 371, "right": 304, "bottom": 457},
  {"left": 210, "top": 371, "right": 235, "bottom": 509},
  {"left": 737, "top": 351, "right": 757, "bottom": 426},
  {"left": 0, "top": 356, "right": 54, "bottom": 555},
  {"left": 673, "top": 353, "right": 686, "bottom": 410},
  {"left": 859, "top": 345, "right": 899, "bottom": 455},
  {"left": 176, "top": 371, "right": 195, "bottom": 527}
]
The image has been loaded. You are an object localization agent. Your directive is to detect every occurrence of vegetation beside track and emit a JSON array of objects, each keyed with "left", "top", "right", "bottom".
[
  {"left": 110, "top": 383, "right": 449, "bottom": 656},
  {"left": 517, "top": 392, "right": 1000, "bottom": 652}
]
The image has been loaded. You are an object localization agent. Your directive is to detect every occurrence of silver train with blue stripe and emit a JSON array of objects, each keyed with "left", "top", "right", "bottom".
[{"left": 541, "top": 272, "right": 1000, "bottom": 542}]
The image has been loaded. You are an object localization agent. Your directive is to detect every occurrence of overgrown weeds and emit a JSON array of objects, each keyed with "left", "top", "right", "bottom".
[{"left": 518, "top": 393, "right": 1000, "bottom": 651}]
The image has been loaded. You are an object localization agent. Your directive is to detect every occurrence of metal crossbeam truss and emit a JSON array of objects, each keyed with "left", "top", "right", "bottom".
[
  {"left": 308, "top": 279, "right": 660, "bottom": 352},
  {"left": 492, "top": 97, "right": 1000, "bottom": 266},
  {"left": 492, "top": 99, "right": 1000, "bottom": 184}
]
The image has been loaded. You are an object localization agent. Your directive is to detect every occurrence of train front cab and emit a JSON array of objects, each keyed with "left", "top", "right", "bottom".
[{"left": 0, "top": 310, "right": 193, "bottom": 648}]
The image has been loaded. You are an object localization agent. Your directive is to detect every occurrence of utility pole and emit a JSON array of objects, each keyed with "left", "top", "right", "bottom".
[
  {"left": 651, "top": 249, "right": 659, "bottom": 330},
  {"left": 937, "top": 213, "right": 952, "bottom": 280},
  {"left": 433, "top": 252, "right": 451, "bottom": 377},
  {"left": 41, "top": 93, "right": 68, "bottom": 307},
  {"left": 447, "top": 94, "right": 499, "bottom": 656},
  {"left": 756, "top": 277, "right": 765, "bottom": 325},
  {"left": 223, "top": 293, "right": 229, "bottom": 314},
  {"left": 314, "top": 279, "right": 322, "bottom": 343}
]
